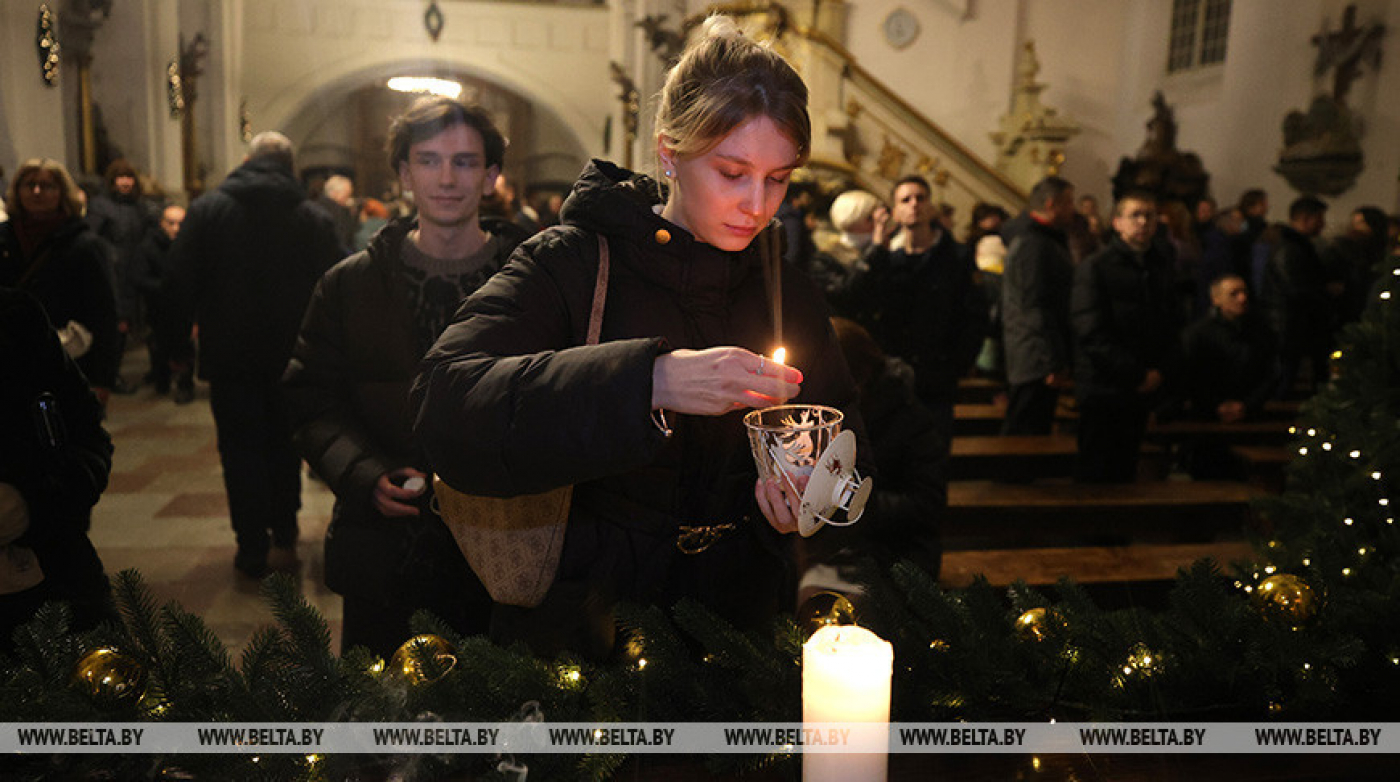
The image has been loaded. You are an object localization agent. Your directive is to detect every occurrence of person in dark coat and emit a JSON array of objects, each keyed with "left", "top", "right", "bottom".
[
  {"left": 1072, "top": 190, "right": 1182, "bottom": 483},
  {"left": 1258, "top": 196, "right": 1330, "bottom": 399},
  {"left": 130, "top": 205, "right": 196, "bottom": 402},
  {"left": 1322, "top": 206, "right": 1389, "bottom": 329},
  {"left": 0, "top": 287, "right": 114, "bottom": 649},
  {"left": 806, "top": 318, "right": 945, "bottom": 580},
  {"left": 842, "top": 175, "right": 987, "bottom": 424},
  {"left": 168, "top": 132, "right": 343, "bottom": 578},
  {"left": 0, "top": 159, "right": 121, "bottom": 404},
  {"left": 85, "top": 158, "right": 159, "bottom": 389},
  {"left": 1000, "top": 176, "right": 1077, "bottom": 437},
  {"left": 411, "top": 17, "right": 867, "bottom": 660},
  {"left": 284, "top": 98, "right": 530, "bottom": 658},
  {"left": 1176, "top": 273, "right": 1277, "bottom": 478}
]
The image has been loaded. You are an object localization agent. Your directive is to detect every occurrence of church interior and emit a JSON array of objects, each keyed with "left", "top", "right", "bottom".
[{"left": 3, "top": 1, "right": 1400, "bottom": 779}]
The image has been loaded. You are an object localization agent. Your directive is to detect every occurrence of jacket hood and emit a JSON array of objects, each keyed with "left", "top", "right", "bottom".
[
  {"left": 556, "top": 159, "right": 779, "bottom": 300},
  {"left": 558, "top": 159, "right": 666, "bottom": 238},
  {"left": 219, "top": 155, "right": 305, "bottom": 210}
]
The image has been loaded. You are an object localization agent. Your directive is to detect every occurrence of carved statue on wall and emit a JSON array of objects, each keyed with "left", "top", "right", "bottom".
[
  {"left": 1110, "top": 91, "right": 1209, "bottom": 207},
  {"left": 1275, "top": 4, "right": 1385, "bottom": 196},
  {"left": 989, "top": 40, "right": 1080, "bottom": 193}
]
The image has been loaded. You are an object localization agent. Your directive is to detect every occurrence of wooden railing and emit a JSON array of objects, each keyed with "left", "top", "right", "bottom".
[{"left": 704, "top": 2, "right": 1027, "bottom": 215}]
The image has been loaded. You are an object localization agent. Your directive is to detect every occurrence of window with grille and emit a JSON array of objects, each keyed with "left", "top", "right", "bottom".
[{"left": 1168, "top": 0, "right": 1232, "bottom": 73}]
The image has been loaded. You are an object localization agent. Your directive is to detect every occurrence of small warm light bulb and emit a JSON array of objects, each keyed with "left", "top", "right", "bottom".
[
  {"left": 1350, "top": 450, "right": 1362, "bottom": 459},
  {"left": 1382, "top": 291, "right": 1393, "bottom": 300},
  {"left": 772, "top": 347, "right": 787, "bottom": 366}
]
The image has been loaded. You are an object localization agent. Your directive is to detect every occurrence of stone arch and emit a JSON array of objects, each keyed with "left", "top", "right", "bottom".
[{"left": 253, "top": 55, "right": 597, "bottom": 194}]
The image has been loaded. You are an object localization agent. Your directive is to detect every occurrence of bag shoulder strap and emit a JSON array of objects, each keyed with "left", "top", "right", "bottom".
[{"left": 586, "top": 234, "right": 609, "bottom": 346}]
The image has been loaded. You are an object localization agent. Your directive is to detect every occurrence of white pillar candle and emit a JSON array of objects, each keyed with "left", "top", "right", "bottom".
[{"left": 802, "top": 624, "right": 893, "bottom": 782}]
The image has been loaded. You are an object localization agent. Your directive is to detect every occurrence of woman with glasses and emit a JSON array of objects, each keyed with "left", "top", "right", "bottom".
[{"left": 1, "top": 159, "right": 120, "bottom": 404}]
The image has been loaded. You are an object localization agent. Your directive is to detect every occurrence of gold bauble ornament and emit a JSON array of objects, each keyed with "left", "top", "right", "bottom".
[
  {"left": 387, "top": 634, "right": 457, "bottom": 685},
  {"left": 1015, "top": 607, "right": 1061, "bottom": 642},
  {"left": 1253, "top": 574, "right": 1318, "bottom": 626},
  {"left": 797, "top": 590, "right": 857, "bottom": 637},
  {"left": 72, "top": 647, "right": 148, "bottom": 708}
]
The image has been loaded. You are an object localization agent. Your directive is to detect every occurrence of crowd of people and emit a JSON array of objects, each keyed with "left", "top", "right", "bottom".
[{"left": 3, "top": 14, "right": 1399, "bottom": 660}]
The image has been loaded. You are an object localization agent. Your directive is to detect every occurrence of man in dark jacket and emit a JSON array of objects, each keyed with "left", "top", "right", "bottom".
[
  {"left": 1001, "top": 175, "right": 1076, "bottom": 437},
  {"left": 130, "top": 205, "right": 195, "bottom": 402},
  {"left": 1072, "top": 190, "right": 1181, "bottom": 482},
  {"left": 1259, "top": 196, "right": 1330, "bottom": 399},
  {"left": 168, "top": 132, "right": 343, "bottom": 578},
  {"left": 1177, "top": 273, "right": 1276, "bottom": 477},
  {"left": 284, "top": 98, "right": 528, "bottom": 656},
  {"left": 85, "top": 158, "right": 159, "bottom": 392},
  {"left": 844, "top": 175, "right": 986, "bottom": 427}
]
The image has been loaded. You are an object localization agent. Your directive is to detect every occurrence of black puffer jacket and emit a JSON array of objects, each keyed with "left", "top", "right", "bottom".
[
  {"left": 282, "top": 217, "right": 526, "bottom": 599},
  {"left": 168, "top": 155, "right": 343, "bottom": 381},
  {"left": 411, "top": 160, "right": 866, "bottom": 649}
]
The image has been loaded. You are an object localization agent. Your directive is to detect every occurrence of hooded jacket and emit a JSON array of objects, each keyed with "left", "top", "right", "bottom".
[
  {"left": 168, "top": 155, "right": 343, "bottom": 381},
  {"left": 411, "top": 160, "right": 865, "bottom": 646}
]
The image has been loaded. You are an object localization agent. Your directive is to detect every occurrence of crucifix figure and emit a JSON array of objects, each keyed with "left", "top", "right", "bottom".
[{"left": 1311, "top": 4, "right": 1386, "bottom": 103}]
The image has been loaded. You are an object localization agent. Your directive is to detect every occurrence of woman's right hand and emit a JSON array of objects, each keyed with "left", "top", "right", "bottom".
[{"left": 652, "top": 347, "right": 802, "bottom": 416}]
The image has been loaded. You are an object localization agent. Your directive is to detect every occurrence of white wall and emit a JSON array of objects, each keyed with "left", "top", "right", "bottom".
[
  {"left": 1, "top": 1, "right": 71, "bottom": 176},
  {"left": 842, "top": 0, "right": 1399, "bottom": 217}
]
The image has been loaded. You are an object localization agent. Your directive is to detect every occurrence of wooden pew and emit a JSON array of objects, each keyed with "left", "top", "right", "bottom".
[
  {"left": 949, "top": 435, "right": 1169, "bottom": 480},
  {"left": 950, "top": 435, "right": 1077, "bottom": 479},
  {"left": 939, "top": 541, "right": 1256, "bottom": 588},
  {"left": 1231, "top": 444, "right": 1293, "bottom": 492},
  {"left": 956, "top": 376, "right": 1005, "bottom": 405},
  {"left": 944, "top": 479, "right": 1261, "bottom": 544}
]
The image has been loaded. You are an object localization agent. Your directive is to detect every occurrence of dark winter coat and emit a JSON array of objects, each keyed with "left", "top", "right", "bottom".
[
  {"left": 1002, "top": 217, "right": 1074, "bottom": 386},
  {"left": 411, "top": 160, "right": 866, "bottom": 653},
  {"left": 810, "top": 357, "right": 945, "bottom": 579},
  {"left": 1072, "top": 236, "right": 1182, "bottom": 400},
  {"left": 1259, "top": 225, "right": 1332, "bottom": 355},
  {"left": 1179, "top": 308, "right": 1277, "bottom": 420},
  {"left": 85, "top": 191, "right": 158, "bottom": 319},
  {"left": 841, "top": 232, "right": 986, "bottom": 405},
  {"left": 282, "top": 217, "right": 526, "bottom": 600},
  {"left": 0, "top": 218, "right": 121, "bottom": 389},
  {"left": 167, "top": 155, "right": 343, "bottom": 381},
  {"left": 0, "top": 287, "right": 113, "bottom": 643}
]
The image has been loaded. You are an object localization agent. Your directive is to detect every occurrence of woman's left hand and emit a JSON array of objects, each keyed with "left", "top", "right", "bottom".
[{"left": 755, "top": 474, "right": 807, "bottom": 535}]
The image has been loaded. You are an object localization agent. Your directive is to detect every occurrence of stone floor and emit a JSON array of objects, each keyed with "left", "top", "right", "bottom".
[{"left": 90, "top": 349, "right": 341, "bottom": 656}]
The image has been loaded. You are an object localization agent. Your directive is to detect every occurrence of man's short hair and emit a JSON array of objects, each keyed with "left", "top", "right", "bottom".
[
  {"left": 1028, "top": 176, "right": 1073, "bottom": 211},
  {"left": 1289, "top": 195, "right": 1327, "bottom": 220},
  {"left": 1238, "top": 188, "right": 1267, "bottom": 212},
  {"left": 1114, "top": 189, "right": 1158, "bottom": 216},
  {"left": 387, "top": 96, "right": 506, "bottom": 173},
  {"left": 891, "top": 175, "right": 931, "bottom": 199},
  {"left": 248, "top": 131, "right": 295, "bottom": 170}
]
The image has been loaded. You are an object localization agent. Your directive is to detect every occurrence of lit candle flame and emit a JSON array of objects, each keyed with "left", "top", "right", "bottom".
[{"left": 772, "top": 347, "right": 787, "bottom": 366}]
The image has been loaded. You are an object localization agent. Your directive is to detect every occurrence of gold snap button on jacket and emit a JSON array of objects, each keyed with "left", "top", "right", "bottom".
[{"left": 654, "top": 229, "right": 671, "bottom": 245}]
